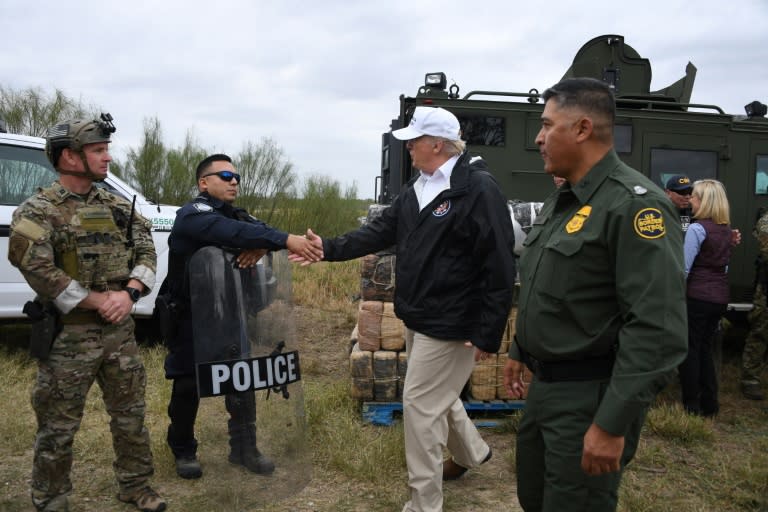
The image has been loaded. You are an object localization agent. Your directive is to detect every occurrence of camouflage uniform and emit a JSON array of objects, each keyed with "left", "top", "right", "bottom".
[
  {"left": 742, "top": 212, "right": 768, "bottom": 398},
  {"left": 8, "top": 182, "right": 157, "bottom": 511}
]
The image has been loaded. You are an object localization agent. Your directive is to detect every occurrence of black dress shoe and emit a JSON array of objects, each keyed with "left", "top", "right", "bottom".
[{"left": 443, "top": 447, "right": 492, "bottom": 481}]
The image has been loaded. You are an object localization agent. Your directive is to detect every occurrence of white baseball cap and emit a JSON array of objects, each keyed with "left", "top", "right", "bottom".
[{"left": 391, "top": 106, "right": 461, "bottom": 141}]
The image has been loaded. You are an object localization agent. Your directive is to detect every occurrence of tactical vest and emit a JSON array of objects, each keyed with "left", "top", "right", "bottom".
[{"left": 43, "top": 187, "right": 134, "bottom": 290}]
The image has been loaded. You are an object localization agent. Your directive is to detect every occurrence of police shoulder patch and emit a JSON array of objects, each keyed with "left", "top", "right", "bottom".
[
  {"left": 193, "top": 202, "right": 213, "bottom": 213},
  {"left": 633, "top": 207, "right": 666, "bottom": 239}
]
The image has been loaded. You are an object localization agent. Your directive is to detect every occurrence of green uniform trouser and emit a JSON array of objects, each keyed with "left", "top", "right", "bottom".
[
  {"left": 516, "top": 378, "right": 645, "bottom": 512},
  {"left": 743, "top": 284, "right": 768, "bottom": 385}
]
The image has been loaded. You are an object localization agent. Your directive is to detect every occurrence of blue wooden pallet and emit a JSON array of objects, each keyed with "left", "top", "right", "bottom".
[{"left": 362, "top": 399, "right": 525, "bottom": 427}]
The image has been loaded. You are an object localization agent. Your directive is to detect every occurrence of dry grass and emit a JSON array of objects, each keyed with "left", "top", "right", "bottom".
[{"left": 1, "top": 261, "right": 767, "bottom": 511}]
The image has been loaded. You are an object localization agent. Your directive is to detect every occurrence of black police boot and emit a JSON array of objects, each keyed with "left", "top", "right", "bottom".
[
  {"left": 227, "top": 422, "right": 275, "bottom": 475},
  {"left": 167, "top": 424, "right": 202, "bottom": 479}
]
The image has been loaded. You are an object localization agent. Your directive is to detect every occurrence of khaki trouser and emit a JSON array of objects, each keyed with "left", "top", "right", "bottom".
[{"left": 401, "top": 329, "right": 489, "bottom": 512}]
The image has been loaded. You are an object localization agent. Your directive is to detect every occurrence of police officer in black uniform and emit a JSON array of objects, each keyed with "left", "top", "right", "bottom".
[{"left": 162, "top": 154, "right": 322, "bottom": 479}]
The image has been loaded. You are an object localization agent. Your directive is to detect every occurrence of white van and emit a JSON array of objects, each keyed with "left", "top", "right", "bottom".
[{"left": 0, "top": 131, "right": 178, "bottom": 321}]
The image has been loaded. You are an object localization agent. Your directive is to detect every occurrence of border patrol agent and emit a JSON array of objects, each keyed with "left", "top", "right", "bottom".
[
  {"left": 742, "top": 210, "right": 768, "bottom": 400},
  {"left": 7, "top": 115, "right": 165, "bottom": 511},
  {"left": 503, "top": 79, "right": 687, "bottom": 512}
]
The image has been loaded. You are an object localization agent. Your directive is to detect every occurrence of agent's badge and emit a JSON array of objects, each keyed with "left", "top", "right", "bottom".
[
  {"left": 633, "top": 208, "right": 666, "bottom": 239},
  {"left": 565, "top": 205, "right": 592, "bottom": 234}
]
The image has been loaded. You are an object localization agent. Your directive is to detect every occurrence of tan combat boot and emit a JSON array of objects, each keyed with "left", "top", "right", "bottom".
[{"left": 117, "top": 486, "right": 167, "bottom": 512}]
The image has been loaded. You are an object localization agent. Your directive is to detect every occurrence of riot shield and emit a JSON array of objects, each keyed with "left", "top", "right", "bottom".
[{"left": 189, "top": 246, "right": 310, "bottom": 507}]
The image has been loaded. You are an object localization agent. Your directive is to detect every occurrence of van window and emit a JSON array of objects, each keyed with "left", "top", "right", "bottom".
[
  {"left": 650, "top": 148, "right": 718, "bottom": 190},
  {"left": 0, "top": 145, "right": 58, "bottom": 205},
  {"left": 755, "top": 155, "right": 768, "bottom": 195}
]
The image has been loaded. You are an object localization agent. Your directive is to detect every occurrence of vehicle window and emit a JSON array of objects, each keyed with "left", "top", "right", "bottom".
[
  {"left": 755, "top": 155, "right": 768, "bottom": 195},
  {"left": 614, "top": 125, "right": 632, "bottom": 154},
  {"left": 0, "top": 145, "right": 58, "bottom": 205},
  {"left": 459, "top": 115, "right": 505, "bottom": 147},
  {"left": 93, "top": 179, "right": 128, "bottom": 200},
  {"left": 650, "top": 148, "right": 718, "bottom": 190}
]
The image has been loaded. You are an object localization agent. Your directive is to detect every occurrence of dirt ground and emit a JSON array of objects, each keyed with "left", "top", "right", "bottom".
[
  {"left": 266, "top": 306, "right": 522, "bottom": 512},
  {"left": 0, "top": 307, "right": 522, "bottom": 512}
]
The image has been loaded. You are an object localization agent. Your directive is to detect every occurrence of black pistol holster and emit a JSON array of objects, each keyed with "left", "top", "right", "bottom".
[
  {"left": 23, "top": 300, "right": 61, "bottom": 360},
  {"left": 154, "top": 293, "right": 180, "bottom": 342}
]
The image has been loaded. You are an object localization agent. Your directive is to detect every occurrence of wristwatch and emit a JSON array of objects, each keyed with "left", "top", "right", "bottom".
[{"left": 124, "top": 286, "right": 142, "bottom": 303}]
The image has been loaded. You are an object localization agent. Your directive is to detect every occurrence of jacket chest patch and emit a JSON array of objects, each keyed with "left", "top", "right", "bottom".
[
  {"left": 432, "top": 200, "right": 451, "bottom": 217},
  {"left": 565, "top": 205, "right": 592, "bottom": 234}
]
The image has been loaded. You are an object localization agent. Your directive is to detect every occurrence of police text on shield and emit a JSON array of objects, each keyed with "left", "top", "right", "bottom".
[{"left": 196, "top": 351, "right": 301, "bottom": 398}]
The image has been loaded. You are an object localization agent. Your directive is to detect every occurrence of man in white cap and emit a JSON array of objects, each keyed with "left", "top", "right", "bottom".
[{"left": 292, "top": 106, "right": 516, "bottom": 512}]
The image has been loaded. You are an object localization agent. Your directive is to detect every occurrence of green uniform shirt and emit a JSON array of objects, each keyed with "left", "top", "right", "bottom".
[{"left": 511, "top": 150, "right": 687, "bottom": 435}]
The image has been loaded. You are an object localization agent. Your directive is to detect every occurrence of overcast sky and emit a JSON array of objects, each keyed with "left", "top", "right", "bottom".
[{"left": 3, "top": 0, "right": 767, "bottom": 199}]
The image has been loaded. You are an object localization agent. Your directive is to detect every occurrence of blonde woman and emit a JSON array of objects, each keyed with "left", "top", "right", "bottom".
[{"left": 679, "top": 179, "right": 732, "bottom": 417}]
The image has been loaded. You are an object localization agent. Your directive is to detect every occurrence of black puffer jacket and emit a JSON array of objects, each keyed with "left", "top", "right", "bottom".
[{"left": 324, "top": 153, "right": 516, "bottom": 352}]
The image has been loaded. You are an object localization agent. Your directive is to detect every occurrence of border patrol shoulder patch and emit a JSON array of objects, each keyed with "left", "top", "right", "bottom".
[{"left": 633, "top": 208, "right": 666, "bottom": 239}]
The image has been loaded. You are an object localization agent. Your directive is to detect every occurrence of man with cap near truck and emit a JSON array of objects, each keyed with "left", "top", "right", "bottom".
[
  {"left": 292, "top": 106, "right": 516, "bottom": 512},
  {"left": 665, "top": 174, "right": 694, "bottom": 232},
  {"left": 503, "top": 78, "right": 687, "bottom": 512},
  {"left": 7, "top": 115, "right": 165, "bottom": 512}
]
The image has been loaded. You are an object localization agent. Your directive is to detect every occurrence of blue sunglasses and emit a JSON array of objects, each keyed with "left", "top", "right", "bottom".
[{"left": 202, "top": 170, "right": 241, "bottom": 182}]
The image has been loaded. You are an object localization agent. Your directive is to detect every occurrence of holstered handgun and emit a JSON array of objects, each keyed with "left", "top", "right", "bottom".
[
  {"left": 154, "top": 293, "right": 180, "bottom": 342},
  {"left": 23, "top": 300, "right": 61, "bottom": 360}
]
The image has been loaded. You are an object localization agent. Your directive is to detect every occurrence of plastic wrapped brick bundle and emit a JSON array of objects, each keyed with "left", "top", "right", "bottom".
[
  {"left": 469, "top": 354, "right": 499, "bottom": 400},
  {"left": 360, "top": 253, "right": 396, "bottom": 302},
  {"left": 349, "top": 343, "right": 374, "bottom": 400},
  {"left": 366, "top": 204, "right": 390, "bottom": 224},
  {"left": 380, "top": 302, "right": 405, "bottom": 351},
  {"left": 373, "top": 350, "right": 398, "bottom": 401},
  {"left": 357, "top": 301, "right": 383, "bottom": 351}
]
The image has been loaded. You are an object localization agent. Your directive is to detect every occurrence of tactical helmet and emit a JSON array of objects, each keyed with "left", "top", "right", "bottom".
[{"left": 45, "top": 113, "right": 116, "bottom": 166}]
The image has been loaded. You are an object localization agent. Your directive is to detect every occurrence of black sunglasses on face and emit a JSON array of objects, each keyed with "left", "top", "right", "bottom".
[{"left": 202, "top": 170, "right": 241, "bottom": 182}]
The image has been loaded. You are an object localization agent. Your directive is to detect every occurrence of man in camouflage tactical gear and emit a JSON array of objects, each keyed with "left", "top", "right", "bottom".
[
  {"left": 742, "top": 210, "right": 768, "bottom": 400},
  {"left": 7, "top": 115, "right": 166, "bottom": 512}
]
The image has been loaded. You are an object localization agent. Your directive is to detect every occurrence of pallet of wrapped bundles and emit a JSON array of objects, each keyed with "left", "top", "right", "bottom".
[
  {"left": 380, "top": 302, "right": 405, "bottom": 351},
  {"left": 357, "top": 301, "right": 383, "bottom": 351},
  {"left": 373, "top": 350, "right": 398, "bottom": 401},
  {"left": 349, "top": 342, "right": 374, "bottom": 400},
  {"left": 469, "top": 354, "right": 499, "bottom": 400},
  {"left": 361, "top": 253, "right": 396, "bottom": 302}
]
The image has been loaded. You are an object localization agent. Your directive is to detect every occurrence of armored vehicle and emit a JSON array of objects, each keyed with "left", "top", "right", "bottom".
[{"left": 378, "top": 34, "right": 768, "bottom": 310}]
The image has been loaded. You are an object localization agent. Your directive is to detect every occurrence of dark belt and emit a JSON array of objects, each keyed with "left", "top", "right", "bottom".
[
  {"left": 61, "top": 309, "right": 102, "bottom": 325},
  {"left": 518, "top": 345, "right": 615, "bottom": 383}
]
